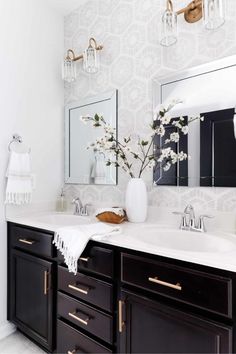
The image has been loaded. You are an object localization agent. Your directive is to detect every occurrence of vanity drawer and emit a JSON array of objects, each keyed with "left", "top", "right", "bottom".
[
  {"left": 121, "top": 253, "right": 232, "bottom": 317},
  {"left": 58, "top": 292, "right": 113, "bottom": 344},
  {"left": 57, "top": 320, "right": 112, "bottom": 354},
  {"left": 9, "top": 224, "right": 54, "bottom": 258},
  {"left": 58, "top": 266, "right": 113, "bottom": 312},
  {"left": 78, "top": 244, "right": 114, "bottom": 279}
]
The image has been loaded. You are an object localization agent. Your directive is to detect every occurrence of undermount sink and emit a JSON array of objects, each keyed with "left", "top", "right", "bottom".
[
  {"left": 129, "top": 226, "right": 236, "bottom": 254},
  {"left": 32, "top": 213, "right": 90, "bottom": 226}
]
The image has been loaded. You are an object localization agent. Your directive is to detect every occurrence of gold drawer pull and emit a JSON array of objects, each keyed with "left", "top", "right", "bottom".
[
  {"left": 148, "top": 277, "right": 182, "bottom": 291},
  {"left": 118, "top": 300, "right": 125, "bottom": 333},
  {"left": 68, "top": 284, "right": 89, "bottom": 295},
  {"left": 68, "top": 349, "right": 84, "bottom": 354},
  {"left": 44, "top": 271, "right": 49, "bottom": 295},
  {"left": 68, "top": 312, "right": 90, "bottom": 326},
  {"left": 79, "top": 257, "right": 90, "bottom": 262},
  {"left": 18, "top": 238, "right": 36, "bottom": 245}
]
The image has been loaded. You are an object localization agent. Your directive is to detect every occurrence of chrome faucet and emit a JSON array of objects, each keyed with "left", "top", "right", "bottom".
[
  {"left": 173, "top": 204, "right": 213, "bottom": 233},
  {"left": 72, "top": 197, "right": 90, "bottom": 216}
]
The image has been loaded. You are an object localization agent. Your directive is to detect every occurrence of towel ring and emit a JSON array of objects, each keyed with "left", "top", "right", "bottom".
[{"left": 8, "top": 134, "right": 31, "bottom": 153}]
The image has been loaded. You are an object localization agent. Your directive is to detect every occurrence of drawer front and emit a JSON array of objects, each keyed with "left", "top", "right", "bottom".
[
  {"left": 121, "top": 253, "right": 232, "bottom": 317},
  {"left": 78, "top": 245, "right": 114, "bottom": 279},
  {"left": 58, "top": 292, "right": 113, "bottom": 344},
  {"left": 57, "top": 320, "right": 112, "bottom": 354},
  {"left": 58, "top": 266, "right": 113, "bottom": 312},
  {"left": 10, "top": 224, "right": 53, "bottom": 258}
]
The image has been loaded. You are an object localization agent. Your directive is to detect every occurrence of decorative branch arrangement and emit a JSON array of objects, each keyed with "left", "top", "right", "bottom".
[{"left": 81, "top": 100, "right": 203, "bottom": 178}]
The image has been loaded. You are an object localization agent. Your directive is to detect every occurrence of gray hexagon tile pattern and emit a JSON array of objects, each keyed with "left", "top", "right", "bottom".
[{"left": 64, "top": 0, "right": 236, "bottom": 212}]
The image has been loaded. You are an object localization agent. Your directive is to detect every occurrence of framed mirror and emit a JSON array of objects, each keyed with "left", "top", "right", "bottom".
[
  {"left": 65, "top": 90, "right": 118, "bottom": 185},
  {"left": 153, "top": 56, "right": 236, "bottom": 187}
]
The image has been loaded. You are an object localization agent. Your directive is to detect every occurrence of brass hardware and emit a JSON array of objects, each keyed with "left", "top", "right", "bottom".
[
  {"left": 118, "top": 300, "right": 125, "bottom": 333},
  {"left": 68, "top": 284, "right": 89, "bottom": 295},
  {"left": 68, "top": 312, "right": 90, "bottom": 326},
  {"left": 166, "top": 0, "right": 173, "bottom": 12},
  {"left": 18, "top": 238, "right": 35, "bottom": 245},
  {"left": 148, "top": 277, "right": 182, "bottom": 291},
  {"left": 65, "top": 37, "right": 103, "bottom": 63},
  {"left": 79, "top": 257, "right": 90, "bottom": 262},
  {"left": 44, "top": 271, "right": 49, "bottom": 295},
  {"left": 169, "top": 0, "right": 203, "bottom": 24}
]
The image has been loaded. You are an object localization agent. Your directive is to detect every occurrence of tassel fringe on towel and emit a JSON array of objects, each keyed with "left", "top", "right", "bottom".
[{"left": 53, "top": 223, "right": 121, "bottom": 274}]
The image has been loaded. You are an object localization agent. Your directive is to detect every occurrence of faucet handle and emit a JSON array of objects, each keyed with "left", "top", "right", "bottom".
[
  {"left": 198, "top": 214, "right": 214, "bottom": 232},
  {"left": 81, "top": 203, "right": 91, "bottom": 216},
  {"left": 172, "top": 212, "right": 188, "bottom": 230}
]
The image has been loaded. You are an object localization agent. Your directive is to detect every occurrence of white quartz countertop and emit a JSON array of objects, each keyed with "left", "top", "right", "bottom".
[{"left": 6, "top": 211, "right": 236, "bottom": 273}]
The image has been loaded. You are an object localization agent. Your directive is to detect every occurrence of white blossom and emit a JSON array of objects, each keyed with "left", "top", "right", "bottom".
[
  {"left": 161, "top": 114, "right": 171, "bottom": 125},
  {"left": 170, "top": 132, "right": 180, "bottom": 143},
  {"left": 163, "top": 162, "right": 171, "bottom": 171},
  {"left": 156, "top": 125, "right": 165, "bottom": 137},
  {"left": 181, "top": 126, "right": 189, "bottom": 135},
  {"left": 172, "top": 120, "right": 182, "bottom": 129}
]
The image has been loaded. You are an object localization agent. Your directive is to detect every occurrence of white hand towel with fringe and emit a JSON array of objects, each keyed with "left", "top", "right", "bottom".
[
  {"left": 53, "top": 223, "right": 121, "bottom": 274},
  {"left": 5, "top": 151, "right": 33, "bottom": 205}
]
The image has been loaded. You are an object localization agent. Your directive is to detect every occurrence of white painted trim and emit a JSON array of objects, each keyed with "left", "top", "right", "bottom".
[
  {"left": 0, "top": 322, "right": 16, "bottom": 341},
  {"left": 155, "top": 55, "right": 236, "bottom": 86}
]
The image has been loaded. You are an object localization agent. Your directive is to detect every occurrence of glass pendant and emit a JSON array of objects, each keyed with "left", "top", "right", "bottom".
[
  {"left": 203, "top": 0, "right": 225, "bottom": 30},
  {"left": 62, "top": 50, "right": 77, "bottom": 83},
  {"left": 83, "top": 46, "right": 99, "bottom": 74},
  {"left": 160, "top": 1, "right": 177, "bottom": 47}
]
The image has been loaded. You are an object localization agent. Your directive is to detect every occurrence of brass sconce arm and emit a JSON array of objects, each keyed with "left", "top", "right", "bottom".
[
  {"left": 65, "top": 37, "right": 103, "bottom": 63},
  {"left": 88, "top": 37, "right": 103, "bottom": 51},
  {"left": 176, "top": 0, "right": 202, "bottom": 15},
  {"left": 166, "top": 0, "right": 203, "bottom": 23}
]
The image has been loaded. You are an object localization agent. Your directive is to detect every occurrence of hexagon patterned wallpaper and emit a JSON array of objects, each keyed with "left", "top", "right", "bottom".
[{"left": 64, "top": 0, "right": 236, "bottom": 212}]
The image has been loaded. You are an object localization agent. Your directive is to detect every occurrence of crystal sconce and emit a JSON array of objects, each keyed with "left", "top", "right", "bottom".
[
  {"left": 160, "top": 0, "right": 226, "bottom": 47},
  {"left": 63, "top": 38, "right": 103, "bottom": 83},
  {"left": 160, "top": 0, "right": 178, "bottom": 47},
  {"left": 203, "top": 0, "right": 225, "bottom": 30}
]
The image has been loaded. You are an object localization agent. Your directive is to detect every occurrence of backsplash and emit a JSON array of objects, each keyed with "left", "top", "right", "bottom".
[{"left": 64, "top": 0, "right": 236, "bottom": 212}]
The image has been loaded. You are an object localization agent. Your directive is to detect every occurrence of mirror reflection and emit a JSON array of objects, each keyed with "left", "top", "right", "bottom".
[
  {"left": 65, "top": 90, "right": 118, "bottom": 185},
  {"left": 154, "top": 108, "right": 236, "bottom": 187},
  {"left": 153, "top": 56, "right": 236, "bottom": 187}
]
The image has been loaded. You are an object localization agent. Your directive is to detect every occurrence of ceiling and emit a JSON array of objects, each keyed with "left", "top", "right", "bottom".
[{"left": 48, "top": 0, "right": 87, "bottom": 15}]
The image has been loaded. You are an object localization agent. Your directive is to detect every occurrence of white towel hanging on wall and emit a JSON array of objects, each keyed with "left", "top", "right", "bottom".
[{"left": 5, "top": 138, "right": 33, "bottom": 205}]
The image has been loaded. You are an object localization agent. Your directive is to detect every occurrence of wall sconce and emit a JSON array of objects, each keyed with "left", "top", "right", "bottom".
[
  {"left": 160, "top": 0, "right": 225, "bottom": 47},
  {"left": 63, "top": 37, "right": 103, "bottom": 83}
]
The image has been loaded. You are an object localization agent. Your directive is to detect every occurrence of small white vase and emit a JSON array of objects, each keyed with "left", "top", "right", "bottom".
[{"left": 125, "top": 178, "right": 148, "bottom": 223}]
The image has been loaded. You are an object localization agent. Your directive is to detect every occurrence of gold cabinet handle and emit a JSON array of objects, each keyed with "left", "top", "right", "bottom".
[
  {"left": 18, "top": 238, "right": 36, "bottom": 245},
  {"left": 68, "top": 349, "right": 84, "bottom": 354},
  {"left": 68, "top": 312, "right": 90, "bottom": 326},
  {"left": 148, "top": 277, "right": 182, "bottom": 291},
  {"left": 44, "top": 271, "right": 49, "bottom": 295},
  {"left": 68, "top": 284, "right": 89, "bottom": 295},
  {"left": 79, "top": 257, "right": 90, "bottom": 262},
  {"left": 118, "top": 300, "right": 125, "bottom": 333}
]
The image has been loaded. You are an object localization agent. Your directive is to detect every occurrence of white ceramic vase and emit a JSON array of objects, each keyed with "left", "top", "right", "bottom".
[{"left": 125, "top": 178, "right": 147, "bottom": 223}]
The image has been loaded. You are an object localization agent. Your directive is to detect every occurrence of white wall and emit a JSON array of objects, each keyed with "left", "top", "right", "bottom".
[
  {"left": 0, "top": 0, "right": 64, "bottom": 338},
  {"left": 64, "top": 0, "right": 236, "bottom": 213}
]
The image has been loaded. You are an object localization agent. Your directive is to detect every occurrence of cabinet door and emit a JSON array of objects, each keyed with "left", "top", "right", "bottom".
[
  {"left": 9, "top": 249, "right": 54, "bottom": 351},
  {"left": 119, "top": 290, "right": 232, "bottom": 354}
]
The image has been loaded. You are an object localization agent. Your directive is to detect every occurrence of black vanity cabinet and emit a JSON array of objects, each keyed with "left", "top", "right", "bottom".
[
  {"left": 56, "top": 244, "right": 115, "bottom": 354},
  {"left": 7, "top": 222, "right": 236, "bottom": 353},
  {"left": 7, "top": 223, "right": 56, "bottom": 352},
  {"left": 119, "top": 253, "right": 234, "bottom": 354},
  {"left": 119, "top": 290, "right": 232, "bottom": 353}
]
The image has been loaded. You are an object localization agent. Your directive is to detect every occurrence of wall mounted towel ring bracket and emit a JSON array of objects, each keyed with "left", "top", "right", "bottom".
[{"left": 8, "top": 134, "right": 31, "bottom": 153}]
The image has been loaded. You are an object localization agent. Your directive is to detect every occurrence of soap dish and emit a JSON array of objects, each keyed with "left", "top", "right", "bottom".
[{"left": 96, "top": 208, "right": 127, "bottom": 224}]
